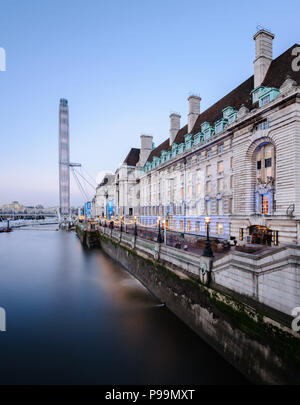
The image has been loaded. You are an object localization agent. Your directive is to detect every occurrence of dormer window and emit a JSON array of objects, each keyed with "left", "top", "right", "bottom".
[
  {"left": 222, "top": 106, "right": 238, "bottom": 125},
  {"left": 193, "top": 133, "right": 200, "bottom": 145},
  {"left": 153, "top": 156, "right": 160, "bottom": 167},
  {"left": 222, "top": 106, "right": 234, "bottom": 119},
  {"left": 161, "top": 150, "right": 167, "bottom": 163},
  {"left": 201, "top": 122, "right": 214, "bottom": 139},
  {"left": 184, "top": 134, "right": 193, "bottom": 150},
  {"left": 178, "top": 143, "right": 185, "bottom": 154},
  {"left": 261, "top": 94, "right": 270, "bottom": 106},
  {"left": 215, "top": 119, "right": 227, "bottom": 134},
  {"left": 215, "top": 122, "right": 222, "bottom": 134},
  {"left": 184, "top": 134, "right": 192, "bottom": 142},
  {"left": 172, "top": 144, "right": 178, "bottom": 158},
  {"left": 228, "top": 112, "right": 237, "bottom": 124},
  {"left": 251, "top": 86, "right": 279, "bottom": 107}
]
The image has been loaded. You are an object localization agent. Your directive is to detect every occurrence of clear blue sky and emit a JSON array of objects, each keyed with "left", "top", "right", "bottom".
[{"left": 0, "top": 0, "right": 299, "bottom": 207}]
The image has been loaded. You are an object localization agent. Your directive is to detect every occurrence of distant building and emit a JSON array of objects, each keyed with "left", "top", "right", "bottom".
[
  {"left": 0, "top": 201, "right": 24, "bottom": 212},
  {"left": 93, "top": 173, "right": 115, "bottom": 218},
  {"left": 114, "top": 135, "right": 153, "bottom": 216}
]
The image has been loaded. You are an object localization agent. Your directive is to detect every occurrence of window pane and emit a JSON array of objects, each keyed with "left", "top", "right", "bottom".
[{"left": 265, "top": 158, "right": 272, "bottom": 168}]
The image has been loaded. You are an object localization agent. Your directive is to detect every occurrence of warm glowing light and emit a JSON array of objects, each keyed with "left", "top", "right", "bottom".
[{"left": 204, "top": 216, "right": 211, "bottom": 224}]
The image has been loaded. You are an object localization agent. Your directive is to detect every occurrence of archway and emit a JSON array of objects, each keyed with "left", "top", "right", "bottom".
[{"left": 249, "top": 225, "right": 272, "bottom": 246}]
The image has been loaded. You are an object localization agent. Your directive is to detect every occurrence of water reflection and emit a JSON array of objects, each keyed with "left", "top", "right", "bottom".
[{"left": 0, "top": 226, "right": 249, "bottom": 385}]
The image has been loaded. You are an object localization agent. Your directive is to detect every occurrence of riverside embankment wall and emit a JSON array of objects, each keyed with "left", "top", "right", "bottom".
[{"left": 76, "top": 224, "right": 300, "bottom": 384}]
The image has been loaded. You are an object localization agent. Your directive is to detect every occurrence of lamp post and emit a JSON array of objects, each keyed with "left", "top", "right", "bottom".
[
  {"left": 110, "top": 215, "right": 114, "bottom": 229},
  {"left": 164, "top": 211, "right": 169, "bottom": 246},
  {"left": 104, "top": 189, "right": 108, "bottom": 219},
  {"left": 157, "top": 216, "right": 163, "bottom": 243},
  {"left": 134, "top": 216, "right": 138, "bottom": 236},
  {"left": 203, "top": 216, "right": 214, "bottom": 257},
  {"left": 120, "top": 215, "right": 123, "bottom": 233}
]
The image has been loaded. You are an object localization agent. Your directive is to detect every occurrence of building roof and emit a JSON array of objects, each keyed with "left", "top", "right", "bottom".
[
  {"left": 98, "top": 173, "right": 115, "bottom": 188},
  {"left": 123, "top": 148, "right": 140, "bottom": 166},
  {"left": 146, "top": 43, "right": 300, "bottom": 164}
]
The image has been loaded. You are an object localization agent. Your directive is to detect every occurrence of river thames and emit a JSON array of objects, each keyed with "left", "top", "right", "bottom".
[{"left": 0, "top": 225, "right": 249, "bottom": 384}]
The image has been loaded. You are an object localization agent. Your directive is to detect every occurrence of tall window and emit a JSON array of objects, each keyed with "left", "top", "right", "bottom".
[
  {"left": 217, "top": 199, "right": 223, "bottom": 215},
  {"left": 217, "top": 223, "right": 223, "bottom": 235},
  {"left": 206, "top": 165, "right": 211, "bottom": 176},
  {"left": 206, "top": 181, "right": 211, "bottom": 193},
  {"left": 262, "top": 195, "right": 269, "bottom": 214},
  {"left": 256, "top": 143, "right": 275, "bottom": 182},
  {"left": 217, "top": 161, "right": 224, "bottom": 174},
  {"left": 206, "top": 200, "right": 211, "bottom": 215},
  {"left": 217, "top": 178, "right": 223, "bottom": 192},
  {"left": 255, "top": 142, "right": 275, "bottom": 215}
]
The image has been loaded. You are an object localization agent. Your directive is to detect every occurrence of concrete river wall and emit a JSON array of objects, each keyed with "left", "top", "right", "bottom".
[{"left": 76, "top": 224, "right": 300, "bottom": 384}]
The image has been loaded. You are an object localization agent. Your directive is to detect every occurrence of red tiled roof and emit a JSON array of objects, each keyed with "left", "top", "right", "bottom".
[
  {"left": 146, "top": 43, "right": 300, "bottom": 164},
  {"left": 123, "top": 148, "right": 140, "bottom": 166}
]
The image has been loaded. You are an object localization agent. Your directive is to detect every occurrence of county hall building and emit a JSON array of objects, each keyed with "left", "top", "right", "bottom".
[{"left": 135, "top": 29, "right": 300, "bottom": 246}]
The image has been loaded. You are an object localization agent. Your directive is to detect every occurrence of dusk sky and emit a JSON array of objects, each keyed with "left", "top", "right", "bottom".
[{"left": 0, "top": 0, "right": 299, "bottom": 207}]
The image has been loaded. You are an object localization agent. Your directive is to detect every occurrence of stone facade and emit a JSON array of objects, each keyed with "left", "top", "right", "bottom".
[
  {"left": 93, "top": 173, "right": 115, "bottom": 218},
  {"left": 94, "top": 30, "right": 300, "bottom": 247},
  {"left": 137, "top": 31, "right": 300, "bottom": 246},
  {"left": 114, "top": 135, "right": 153, "bottom": 217}
]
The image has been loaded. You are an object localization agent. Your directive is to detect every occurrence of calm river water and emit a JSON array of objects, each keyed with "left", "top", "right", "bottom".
[{"left": 0, "top": 225, "right": 249, "bottom": 384}]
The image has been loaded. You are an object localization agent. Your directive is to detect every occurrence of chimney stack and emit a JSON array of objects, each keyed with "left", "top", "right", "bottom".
[
  {"left": 138, "top": 134, "right": 153, "bottom": 167},
  {"left": 169, "top": 113, "right": 181, "bottom": 146},
  {"left": 188, "top": 95, "right": 201, "bottom": 133},
  {"left": 253, "top": 29, "right": 275, "bottom": 88}
]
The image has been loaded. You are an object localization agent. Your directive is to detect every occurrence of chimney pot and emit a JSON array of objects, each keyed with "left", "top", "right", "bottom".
[
  {"left": 188, "top": 95, "right": 201, "bottom": 133},
  {"left": 253, "top": 29, "right": 275, "bottom": 88},
  {"left": 169, "top": 113, "right": 181, "bottom": 146},
  {"left": 138, "top": 134, "right": 153, "bottom": 167}
]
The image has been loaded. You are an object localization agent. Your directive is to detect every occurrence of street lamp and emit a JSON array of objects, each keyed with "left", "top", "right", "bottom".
[
  {"left": 110, "top": 215, "right": 114, "bottom": 229},
  {"left": 104, "top": 188, "right": 108, "bottom": 219},
  {"left": 120, "top": 215, "right": 123, "bottom": 233},
  {"left": 157, "top": 216, "right": 163, "bottom": 243},
  {"left": 134, "top": 216, "right": 138, "bottom": 236},
  {"left": 203, "top": 216, "right": 214, "bottom": 257}
]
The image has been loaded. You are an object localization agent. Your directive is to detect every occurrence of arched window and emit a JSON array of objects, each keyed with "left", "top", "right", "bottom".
[
  {"left": 256, "top": 143, "right": 275, "bottom": 183},
  {"left": 255, "top": 142, "right": 275, "bottom": 215}
]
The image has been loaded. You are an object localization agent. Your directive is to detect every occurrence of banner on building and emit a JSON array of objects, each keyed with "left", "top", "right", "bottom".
[
  {"left": 107, "top": 199, "right": 114, "bottom": 219},
  {"left": 85, "top": 201, "right": 92, "bottom": 219}
]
